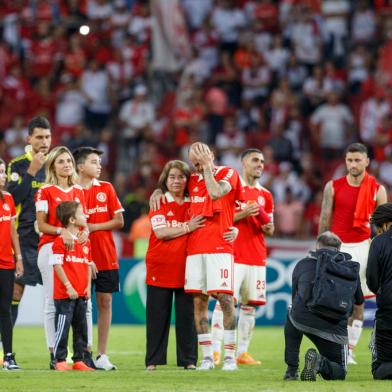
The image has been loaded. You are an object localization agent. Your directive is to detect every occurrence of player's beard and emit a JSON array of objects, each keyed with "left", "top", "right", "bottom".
[{"left": 349, "top": 168, "right": 364, "bottom": 178}]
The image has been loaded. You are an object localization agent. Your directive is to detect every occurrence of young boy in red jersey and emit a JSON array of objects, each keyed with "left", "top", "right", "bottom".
[
  {"left": 72, "top": 147, "right": 124, "bottom": 370},
  {"left": 50, "top": 201, "right": 93, "bottom": 371}
]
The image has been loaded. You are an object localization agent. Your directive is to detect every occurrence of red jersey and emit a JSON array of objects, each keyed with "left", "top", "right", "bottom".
[
  {"left": 83, "top": 180, "right": 124, "bottom": 271},
  {"left": 146, "top": 192, "right": 191, "bottom": 288},
  {"left": 234, "top": 182, "right": 274, "bottom": 266},
  {"left": 35, "top": 184, "right": 86, "bottom": 249},
  {"left": 50, "top": 237, "right": 91, "bottom": 300},
  {"left": 331, "top": 176, "right": 380, "bottom": 243},
  {"left": 0, "top": 192, "right": 17, "bottom": 269},
  {"left": 187, "top": 166, "right": 243, "bottom": 255}
]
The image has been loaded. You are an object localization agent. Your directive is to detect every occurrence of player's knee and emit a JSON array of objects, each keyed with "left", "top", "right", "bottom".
[{"left": 97, "top": 293, "right": 112, "bottom": 309}]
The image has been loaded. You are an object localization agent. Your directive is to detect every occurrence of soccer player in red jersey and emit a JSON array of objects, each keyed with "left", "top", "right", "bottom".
[
  {"left": 35, "top": 146, "right": 87, "bottom": 369},
  {"left": 0, "top": 158, "right": 23, "bottom": 370},
  {"left": 184, "top": 142, "right": 242, "bottom": 371},
  {"left": 319, "top": 143, "right": 387, "bottom": 364},
  {"left": 72, "top": 147, "right": 124, "bottom": 370},
  {"left": 145, "top": 160, "right": 205, "bottom": 371},
  {"left": 211, "top": 148, "right": 274, "bottom": 366},
  {"left": 50, "top": 201, "right": 93, "bottom": 371}
]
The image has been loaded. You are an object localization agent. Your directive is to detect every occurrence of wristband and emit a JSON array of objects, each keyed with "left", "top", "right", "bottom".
[{"left": 56, "top": 227, "right": 62, "bottom": 235}]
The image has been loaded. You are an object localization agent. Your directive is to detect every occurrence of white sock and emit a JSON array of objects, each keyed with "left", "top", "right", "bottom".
[
  {"left": 198, "top": 334, "right": 213, "bottom": 359},
  {"left": 348, "top": 319, "right": 363, "bottom": 352},
  {"left": 211, "top": 303, "right": 223, "bottom": 353},
  {"left": 237, "top": 305, "right": 256, "bottom": 355},
  {"left": 86, "top": 299, "right": 93, "bottom": 348},
  {"left": 223, "top": 329, "right": 236, "bottom": 359}
]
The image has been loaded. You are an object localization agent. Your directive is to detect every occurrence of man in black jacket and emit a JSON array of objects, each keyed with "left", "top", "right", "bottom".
[
  {"left": 284, "top": 231, "right": 363, "bottom": 381},
  {"left": 367, "top": 203, "right": 392, "bottom": 380}
]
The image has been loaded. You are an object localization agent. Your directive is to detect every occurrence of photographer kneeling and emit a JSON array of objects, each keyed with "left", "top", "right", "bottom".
[{"left": 284, "top": 231, "right": 363, "bottom": 381}]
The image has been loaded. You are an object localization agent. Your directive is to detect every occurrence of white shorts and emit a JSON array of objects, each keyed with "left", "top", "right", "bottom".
[
  {"left": 234, "top": 263, "right": 266, "bottom": 306},
  {"left": 340, "top": 239, "right": 373, "bottom": 298},
  {"left": 185, "top": 253, "right": 234, "bottom": 295}
]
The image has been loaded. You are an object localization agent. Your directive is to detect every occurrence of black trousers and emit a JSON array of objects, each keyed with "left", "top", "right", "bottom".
[
  {"left": 54, "top": 298, "right": 88, "bottom": 362},
  {"left": 284, "top": 316, "right": 347, "bottom": 380},
  {"left": 145, "top": 285, "right": 197, "bottom": 367},
  {"left": 0, "top": 269, "right": 14, "bottom": 354},
  {"left": 371, "top": 321, "right": 392, "bottom": 379}
]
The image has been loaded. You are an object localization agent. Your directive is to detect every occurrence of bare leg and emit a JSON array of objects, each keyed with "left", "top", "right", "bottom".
[{"left": 96, "top": 292, "right": 112, "bottom": 355}]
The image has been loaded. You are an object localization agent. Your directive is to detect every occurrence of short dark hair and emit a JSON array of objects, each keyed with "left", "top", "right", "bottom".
[
  {"left": 345, "top": 143, "right": 368, "bottom": 156},
  {"left": 56, "top": 201, "right": 80, "bottom": 228},
  {"left": 316, "top": 231, "right": 342, "bottom": 250},
  {"left": 371, "top": 203, "right": 392, "bottom": 228},
  {"left": 72, "top": 147, "right": 103, "bottom": 166},
  {"left": 28, "top": 116, "right": 51, "bottom": 135},
  {"left": 241, "top": 148, "right": 263, "bottom": 160}
]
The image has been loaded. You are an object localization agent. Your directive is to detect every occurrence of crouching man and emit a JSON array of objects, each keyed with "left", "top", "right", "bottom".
[{"left": 283, "top": 231, "right": 363, "bottom": 381}]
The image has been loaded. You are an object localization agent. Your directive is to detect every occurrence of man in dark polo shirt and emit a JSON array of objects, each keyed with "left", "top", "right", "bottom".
[{"left": 284, "top": 231, "right": 363, "bottom": 381}]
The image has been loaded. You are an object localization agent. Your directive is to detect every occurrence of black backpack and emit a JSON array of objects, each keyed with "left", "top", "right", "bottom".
[{"left": 307, "top": 251, "right": 360, "bottom": 321}]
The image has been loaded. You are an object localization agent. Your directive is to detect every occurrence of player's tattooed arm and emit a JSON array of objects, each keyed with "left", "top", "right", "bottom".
[
  {"left": 376, "top": 185, "right": 387, "bottom": 207},
  {"left": 318, "top": 180, "right": 334, "bottom": 235},
  {"left": 203, "top": 165, "right": 232, "bottom": 200}
]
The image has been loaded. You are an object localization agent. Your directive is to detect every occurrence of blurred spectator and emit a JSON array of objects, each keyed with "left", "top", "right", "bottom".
[
  {"left": 3, "top": 115, "right": 28, "bottom": 159},
  {"left": 274, "top": 187, "right": 305, "bottom": 238},
  {"left": 310, "top": 91, "right": 353, "bottom": 160},
  {"left": 374, "top": 113, "right": 392, "bottom": 162},
  {"left": 359, "top": 90, "right": 390, "bottom": 144},
  {"left": 182, "top": 0, "right": 213, "bottom": 31},
  {"left": 110, "top": 0, "right": 132, "bottom": 48},
  {"left": 351, "top": 0, "right": 377, "bottom": 45},
  {"left": 128, "top": 1, "right": 152, "bottom": 44},
  {"left": 119, "top": 84, "right": 155, "bottom": 160},
  {"left": 301, "top": 189, "right": 323, "bottom": 238},
  {"left": 81, "top": 59, "right": 112, "bottom": 132},
  {"left": 267, "top": 124, "right": 294, "bottom": 163}
]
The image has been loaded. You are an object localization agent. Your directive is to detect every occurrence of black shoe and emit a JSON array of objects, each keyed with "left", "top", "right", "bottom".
[
  {"left": 49, "top": 353, "right": 56, "bottom": 370},
  {"left": 300, "top": 349, "right": 321, "bottom": 381},
  {"left": 83, "top": 351, "right": 97, "bottom": 370},
  {"left": 283, "top": 367, "right": 298, "bottom": 381},
  {"left": 3, "top": 353, "right": 21, "bottom": 370}
]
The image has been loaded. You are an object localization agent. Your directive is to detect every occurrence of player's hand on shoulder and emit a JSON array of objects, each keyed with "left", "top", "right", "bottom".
[
  {"left": 149, "top": 189, "right": 165, "bottom": 211},
  {"left": 60, "top": 229, "right": 75, "bottom": 250},
  {"left": 187, "top": 215, "right": 206, "bottom": 232},
  {"left": 77, "top": 229, "right": 89, "bottom": 244},
  {"left": 223, "top": 226, "right": 239, "bottom": 243}
]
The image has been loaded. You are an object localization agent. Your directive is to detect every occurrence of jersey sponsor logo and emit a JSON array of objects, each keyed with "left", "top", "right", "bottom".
[
  {"left": 3, "top": 203, "right": 10, "bottom": 211},
  {"left": 65, "top": 255, "right": 88, "bottom": 264},
  {"left": 87, "top": 205, "right": 108, "bottom": 215},
  {"left": 223, "top": 169, "right": 234, "bottom": 181},
  {"left": 167, "top": 210, "right": 174, "bottom": 217},
  {"left": 97, "top": 192, "right": 107, "bottom": 202},
  {"left": 10, "top": 172, "right": 19, "bottom": 182},
  {"left": 32, "top": 180, "right": 45, "bottom": 189},
  {"left": 0, "top": 216, "right": 11, "bottom": 222},
  {"left": 191, "top": 195, "right": 206, "bottom": 203},
  {"left": 166, "top": 220, "right": 185, "bottom": 228},
  {"left": 82, "top": 246, "right": 89, "bottom": 255},
  {"left": 258, "top": 196, "right": 265, "bottom": 206}
]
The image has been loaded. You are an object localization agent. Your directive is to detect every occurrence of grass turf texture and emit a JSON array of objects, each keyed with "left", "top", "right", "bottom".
[{"left": 1, "top": 326, "right": 388, "bottom": 392}]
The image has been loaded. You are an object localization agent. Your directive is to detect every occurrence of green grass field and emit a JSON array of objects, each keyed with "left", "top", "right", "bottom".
[{"left": 0, "top": 325, "right": 388, "bottom": 391}]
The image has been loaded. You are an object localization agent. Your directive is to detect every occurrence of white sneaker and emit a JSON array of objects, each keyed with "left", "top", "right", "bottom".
[
  {"left": 222, "top": 357, "right": 238, "bottom": 371},
  {"left": 197, "top": 357, "right": 214, "bottom": 371},
  {"left": 94, "top": 354, "right": 117, "bottom": 370},
  {"left": 347, "top": 351, "right": 357, "bottom": 365}
]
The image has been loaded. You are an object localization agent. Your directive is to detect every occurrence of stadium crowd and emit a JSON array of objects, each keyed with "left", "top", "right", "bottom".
[{"left": 2, "top": 0, "right": 392, "bottom": 242}]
